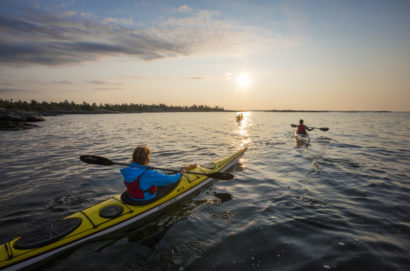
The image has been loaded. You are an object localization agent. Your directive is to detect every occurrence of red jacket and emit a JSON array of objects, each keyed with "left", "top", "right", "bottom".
[
  {"left": 125, "top": 174, "right": 157, "bottom": 199},
  {"left": 297, "top": 124, "right": 307, "bottom": 134}
]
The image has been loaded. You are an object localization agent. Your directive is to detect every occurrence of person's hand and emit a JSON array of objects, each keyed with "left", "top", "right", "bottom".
[
  {"left": 180, "top": 163, "right": 197, "bottom": 173},
  {"left": 184, "top": 163, "right": 197, "bottom": 170}
]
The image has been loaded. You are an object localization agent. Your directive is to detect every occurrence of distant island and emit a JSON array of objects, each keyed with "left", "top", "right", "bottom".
[
  {"left": 0, "top": 99, "right": 225, "bottom": 114},
  {"left": 0, "top": 99, "right": 225, "bottom": 130}
]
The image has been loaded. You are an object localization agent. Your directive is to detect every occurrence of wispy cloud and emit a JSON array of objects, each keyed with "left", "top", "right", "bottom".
[
  {"left": 0, "top": 88, "right": 27, "bottom": 93},
  {"left": 0, "top": 5, "right": 290, "bottom": 67},
  {"left": 89, "top": 80, "right": 110, "bottom": 85},
  {"left": 51, "top": 80, "right": 73, "bottom": 84},
  {"left": 188, "top": 73, "right": 233, "bottom": 81},
  {"left": 0, "top": 81, "right": 26, "bottom": 93},
  {"left": 87, "top": 80, "right": 123, "bottom": 90},
  {"left": 102, "top": 17, "right": 134, "bottom": 25},
  {"left": 177, "top": 5, "right": 192, "bottom": 13},
  {"left": 88, "top": 80, "right": 122, "bottom": 85},
  {"left": 94, "top": 87, "right": 122, "bottom": 91}
]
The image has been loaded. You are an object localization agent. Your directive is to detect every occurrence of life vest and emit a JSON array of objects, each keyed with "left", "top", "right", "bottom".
[
  {"left": 297, "top": 124, "right": 307, "bottom": 134},
  {"left": 125, "top": 172, "right": 157, "bottom": 200}
]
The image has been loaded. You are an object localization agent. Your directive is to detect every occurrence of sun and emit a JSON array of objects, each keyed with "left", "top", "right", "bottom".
[{"left": 236, "top": 72, "right": 252, "bottom": 88}]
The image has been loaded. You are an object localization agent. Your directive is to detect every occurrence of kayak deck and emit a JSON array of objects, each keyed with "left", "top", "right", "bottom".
[{"left": 0, "top": 148, "right": 246, "bottom": 270}]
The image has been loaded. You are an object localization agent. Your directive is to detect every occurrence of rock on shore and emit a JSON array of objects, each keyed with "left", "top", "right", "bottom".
[{"left": 0, "top": 108, "right": 45, "bottom": 130}]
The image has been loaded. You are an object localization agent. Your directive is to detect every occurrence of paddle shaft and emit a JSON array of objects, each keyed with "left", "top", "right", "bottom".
[
  {"left": 79, "top": 155, "right": 233, "bottom": 180},
  {"left": 111, "top": 161, "right": 205, "bottom": 175},
  {"left": 291, "top": 124, "right": 329, "bottom": 131}
]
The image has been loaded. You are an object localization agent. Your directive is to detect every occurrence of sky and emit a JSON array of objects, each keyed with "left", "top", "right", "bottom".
[{"left": 0, "top": 0, "right": 409, "bottom": 111}]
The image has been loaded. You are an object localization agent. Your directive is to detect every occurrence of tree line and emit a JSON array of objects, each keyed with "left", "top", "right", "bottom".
[{"left": 0, "top": 99, "right": 224, "bottom": 113}]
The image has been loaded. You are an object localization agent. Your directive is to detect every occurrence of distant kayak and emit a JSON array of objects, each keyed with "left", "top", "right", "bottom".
[
  {"left": 294, "top": 131, "right": 310, "bottom": 145},
  {"left": 236, "top": 113, "right": 244, "bottom": 122},
  {"left": 0, "top": 148, "right": 247, "bottom": 271}
]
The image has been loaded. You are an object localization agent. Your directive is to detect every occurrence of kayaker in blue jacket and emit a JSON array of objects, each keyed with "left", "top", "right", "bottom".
[{"left": 120, "top": 145, "right": 196, "bottom": 202}]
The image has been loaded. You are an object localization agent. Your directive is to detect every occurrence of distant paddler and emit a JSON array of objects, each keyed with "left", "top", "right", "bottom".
[
  {"left": 292, "top": 119, "right": 312, "bottom": 145},
  {"left": 236, "top": 113, "right": 244, "bottom": 122},
  {"left": 290, "top": 121, "right": 329, "bottom": 132},
  {"left": 291, "top": 120, "right": 329, "bottom": 146},
  {"left": 295, "top": 119, "right": 314, "bottom": 135}
]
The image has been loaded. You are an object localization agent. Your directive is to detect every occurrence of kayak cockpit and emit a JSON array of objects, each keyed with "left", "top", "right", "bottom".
[{"left": 120, "top": 180, "right": 180, "bottom": 206}]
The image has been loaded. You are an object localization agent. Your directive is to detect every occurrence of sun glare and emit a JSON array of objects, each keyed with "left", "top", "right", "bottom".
[{"left": 236, "top": 73, "right": 252, "bottom": 88}]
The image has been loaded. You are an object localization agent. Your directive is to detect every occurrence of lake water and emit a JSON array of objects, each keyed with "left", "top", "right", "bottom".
[{"left": 0, "top": 112, "right": 409, "bottom": 270}]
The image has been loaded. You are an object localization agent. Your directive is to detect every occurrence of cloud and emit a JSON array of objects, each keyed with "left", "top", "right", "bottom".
[
  {"left": 88, "top": 80, "right": 122, "bottom": 85},
  {"left": 177, "top": 5, "right": 192, "bottom": 13},
  {"left": 188, "top": 73, "right": 233, "bottom": 81},
  {"left": 94, "top": 87, "right": 122, "bottom": 91},
  {"left": 0, "top": 8, "right": 288, "bottom": 67},
  {"left": 87, "top": 80, "right": 123, "bottom": 90},
  {"left": 102, "top": 17, "right": 134, "bottom": 25},
  {"left": 0, "top": 88, "right": 27, "bottom": 93},
  {"left": 89, "top": 80, "right": 111, "bottom": 85},
  {"left": 0, "top": 81, "right": 26, "bottom": 93},
  {"left": 51, "top": 80, "right": 73, "bottom": 84},
  {"left": 63, "top": 11, "right": 76, "bottom": 16}
]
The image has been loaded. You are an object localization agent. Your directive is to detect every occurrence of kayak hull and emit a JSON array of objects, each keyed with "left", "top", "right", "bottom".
[
  {"left": 0, "top": 148, "right": 246, "bottom": 270},
  {"left": 294, "top": 131, "right": 310, "bottom": 145}
]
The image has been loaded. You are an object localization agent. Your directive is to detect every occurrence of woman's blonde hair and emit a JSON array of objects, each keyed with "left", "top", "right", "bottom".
[{"left": 132, "top": 145, "right": 151, "bottom": 165}]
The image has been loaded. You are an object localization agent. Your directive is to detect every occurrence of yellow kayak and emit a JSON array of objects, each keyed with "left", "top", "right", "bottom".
[{"left": 0, "top": 148, "right": 246, "bottom": 270}]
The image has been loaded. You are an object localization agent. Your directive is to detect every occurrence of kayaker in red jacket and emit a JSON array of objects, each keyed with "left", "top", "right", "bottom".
[
  {"left": 120, "top": 146, "right": 196, "bottom": 202},
  {"left": 297, "top": 119, "right": 313, "bottom": 135}
]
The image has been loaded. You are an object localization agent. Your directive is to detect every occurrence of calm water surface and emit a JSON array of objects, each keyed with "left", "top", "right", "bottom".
[{"left": 0, "top": 112, "right": 409, "bottom": 270}]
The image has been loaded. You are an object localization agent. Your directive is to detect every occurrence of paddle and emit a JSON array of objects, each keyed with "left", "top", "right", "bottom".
[
  {"left": 290, "top": 124, "right": 329, "bottom": 131},
  {"left": 79, "top": 155, "right": 234, "bottom": 180}
]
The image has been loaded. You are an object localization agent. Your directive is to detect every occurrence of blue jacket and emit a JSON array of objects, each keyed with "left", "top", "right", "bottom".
[{"left": 120, "top": 163, "right": 181, "bottom": 201}]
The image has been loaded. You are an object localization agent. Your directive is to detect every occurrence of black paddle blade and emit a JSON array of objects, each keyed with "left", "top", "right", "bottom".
[
  {"left": 319, "top": 128, "right": 329, "bottom": 131},
  {"left": 80, "top": 155, "right": 114, "bottom": 165},
  {"left": 206, "top": 172, "right": 234, "bottom": 180}
]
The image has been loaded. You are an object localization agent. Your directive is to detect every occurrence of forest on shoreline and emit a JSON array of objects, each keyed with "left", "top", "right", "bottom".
[
  {"left": 0, "top": 99, "right": 225, "bottom": 114},
  {"left": 0, "top": 99, "right": 394, "bottom": 114}
]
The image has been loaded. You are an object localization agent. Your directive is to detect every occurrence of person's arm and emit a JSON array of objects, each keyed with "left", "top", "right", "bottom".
[
  {"left": 142, "top": 170, "right": 181, "bottom": 188},
  {"left": 139, "top": 164, "right": 197, "bottom": 189},
  {"left": 306, "top": 125, "right": 314, "bottom": 131}
]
